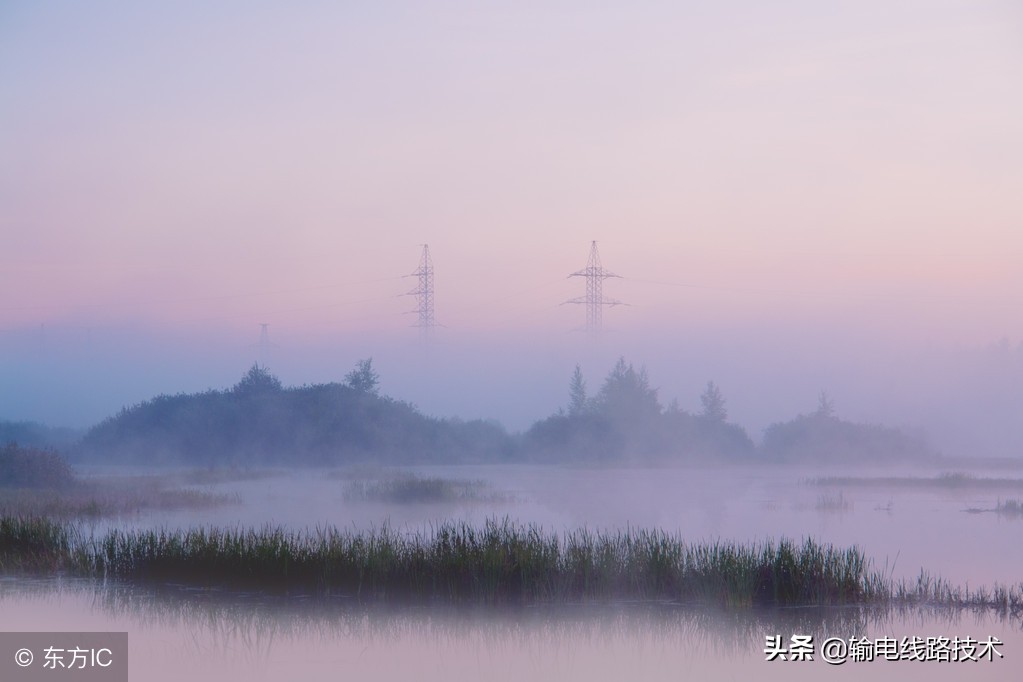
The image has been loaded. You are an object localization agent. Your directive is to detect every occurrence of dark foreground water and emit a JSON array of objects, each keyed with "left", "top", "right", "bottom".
[{"left": 1, "top": 577, "right": 1020, "bottom": 681}]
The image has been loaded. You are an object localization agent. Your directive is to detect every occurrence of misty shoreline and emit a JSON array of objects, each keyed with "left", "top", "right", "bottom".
[{"left": 4, "top": 358, "right": 949, "bottom": 469}]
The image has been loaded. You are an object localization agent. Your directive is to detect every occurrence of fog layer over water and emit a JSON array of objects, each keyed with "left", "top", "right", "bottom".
[
  {"left": 91, "top": 463, "right": 1023, "bottom": 587},
  {"left": 4, "top": 460, "right": 1021, "bottom": 680},
  {"left": 7, "top": 333, "right": 1023, "bottom": 460}
]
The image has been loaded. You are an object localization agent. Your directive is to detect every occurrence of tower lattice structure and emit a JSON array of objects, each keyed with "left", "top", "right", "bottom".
[
  {"left": 566, "top": 241, "right": 622, "bottom": 334},
  {"left": 408, "top": 244, "right": 435, "bottom": 338}
]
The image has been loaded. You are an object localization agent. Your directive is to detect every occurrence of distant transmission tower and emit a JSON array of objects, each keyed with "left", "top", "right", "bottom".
[
  {"left": 566, "top": 241, "right": 622, "bottom": 334},
  {"left": 408, "top": 244, "right": 436, "bottom": 339},
  {"left": 253, "top": 323, "right": 278, "bottom": 366}
]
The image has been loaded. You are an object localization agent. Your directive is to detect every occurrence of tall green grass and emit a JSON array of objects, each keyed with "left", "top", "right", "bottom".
[
  {"left": 0, "top": 516, "right": 877, "bottom": 607},
  {"left": 2, "top": 515, "right": 1021, "bottom": 612},
  {"left": 0, "top": 516, "right": 73, "bottom": 570}
]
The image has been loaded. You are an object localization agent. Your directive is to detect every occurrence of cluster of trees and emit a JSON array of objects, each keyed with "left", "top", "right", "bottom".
[
  {"left": 761, "top": 392, "right": 932, "bottom": 462},
  {"left": 65, "top": 357, "right": 934, "bottom": 466},
  {"left": 0, "top": 442, "right": 76, "bottom": 488},
  {"left": 0, "top": 420, "right": 82, "bottom": 450},
  {"left": 75, "top": 360, "right": 514, "bottom": 466},
  {"left": 526, "top": 359, "right": 754, "bottom": 462},
  {"left": 528, "top": 361, "right": 933, "bottom": 463}
]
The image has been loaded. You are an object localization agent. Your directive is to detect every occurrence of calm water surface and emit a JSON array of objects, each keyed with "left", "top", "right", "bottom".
[
  {"left": 98, "top": 463, "right": 1023, "bottom": 585},
  {"left": 8, "top": 463, "right": 1021, "bottom": 680},
  {"left": 1, "top": 579, "right": 1019, "bottom": 682}
]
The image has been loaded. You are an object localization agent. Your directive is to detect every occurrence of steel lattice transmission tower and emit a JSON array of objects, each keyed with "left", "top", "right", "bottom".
[
  {"left": 408, "top": 244, "right": 436, "bottom": 338},
  {"left": 253, "top": 323, "right": 278, "bottom": 366},
  {"left": 566, "top": 241, "right": 622, "bottom": 334}
]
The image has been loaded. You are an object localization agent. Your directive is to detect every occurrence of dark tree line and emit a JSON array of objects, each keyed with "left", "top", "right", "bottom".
[
  {"left": 761, "top": 391, "right": 932, "bottom": 462},
  {"left": 63, "top": 357, "right": 935, "bottom": 466},
  {"left": 74, "top": 361, "right": 514, "bottom": 466},
  {"left": 525, "top": 359, "right": 755, "bottom": 462},
  {"left": 0, "top": 442, "right": 76, "bottom": 488},
  {"left": 0, "top": 420, "right": 82, "bottom": 450}
]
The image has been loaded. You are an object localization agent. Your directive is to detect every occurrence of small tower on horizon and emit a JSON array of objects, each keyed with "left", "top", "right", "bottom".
[
  {"left": 566, "top": 241, "right": 622, "bottom": 335},
  {"left": 408, "top": 244, "right": 436, "bottom": 339},
  {"left": 253, "top": 323, "right": 278, "bottom": 366}
]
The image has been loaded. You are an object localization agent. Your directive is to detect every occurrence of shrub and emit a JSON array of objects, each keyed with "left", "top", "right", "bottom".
[{"left": 0, "top": 443, "right": 76, "bottom": 489}]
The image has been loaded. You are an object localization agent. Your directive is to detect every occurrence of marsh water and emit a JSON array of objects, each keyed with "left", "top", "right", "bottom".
[{"left": 3, "top": 463, "right": 1022, "bottom": 680}]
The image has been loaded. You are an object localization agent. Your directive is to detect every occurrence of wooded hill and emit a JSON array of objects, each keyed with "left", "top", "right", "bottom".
[{"left": 66, "top": 358, "right": 935, "bottom": 466}]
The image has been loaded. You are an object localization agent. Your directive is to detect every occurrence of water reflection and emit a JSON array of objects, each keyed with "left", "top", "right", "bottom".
[{"left": 2, "top": 578, "right": 1020, "bottom": 681}]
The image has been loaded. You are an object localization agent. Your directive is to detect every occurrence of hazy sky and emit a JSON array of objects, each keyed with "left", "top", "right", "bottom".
[{"left": 2, "top": 1, "right": 1022, "bottom": 444}]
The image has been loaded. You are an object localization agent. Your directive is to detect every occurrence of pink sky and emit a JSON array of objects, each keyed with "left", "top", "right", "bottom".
[{"left": 1, "top": 1, "right": 1022, "bottom": 439}]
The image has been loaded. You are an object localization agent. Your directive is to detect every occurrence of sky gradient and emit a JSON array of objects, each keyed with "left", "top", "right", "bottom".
[{"left": 2, "top": 1, "right": 1022, "bottom": 450}]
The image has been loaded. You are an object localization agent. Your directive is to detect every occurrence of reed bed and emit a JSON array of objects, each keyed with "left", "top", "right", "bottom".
[
  {"left": 342, "top": 474, "right": 509, "bottom": 504},
  {"left": 963, "top": 498, "right": 1023, "bottom": 518},
  {"left": 0, "top": 516, "right": 876, "bottom": 607},
  {"left": 814, "top": 492, "right": 852, "bottom": 512},
  {"left": 2, "top": 515, "right": 1022, "bottom": 612},
  {"left": 995, "top": 499, "right": 1023, "bottom": 517},
  {"left": 0, "top": 516, "right": 74, "bottom": 571},
  {"left": 1, "top": 441, "right": 240, "bottom": 519},
  {"left": 0, "top": 481, "right": 238, "bottom": 519},
  {"left": 892, "top": 570, "right": 1023, "bottom": 614}
]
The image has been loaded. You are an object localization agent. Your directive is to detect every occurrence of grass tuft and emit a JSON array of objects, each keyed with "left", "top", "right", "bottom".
[
  {"left": 995, "top": 499, "right": 1023, "bottom": 517},
  {"left": 814, "top": 492, "right": 852, "bottom": 512},
  {"left": 0, "top": 516, "right": 73, "bottom": 571}
]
